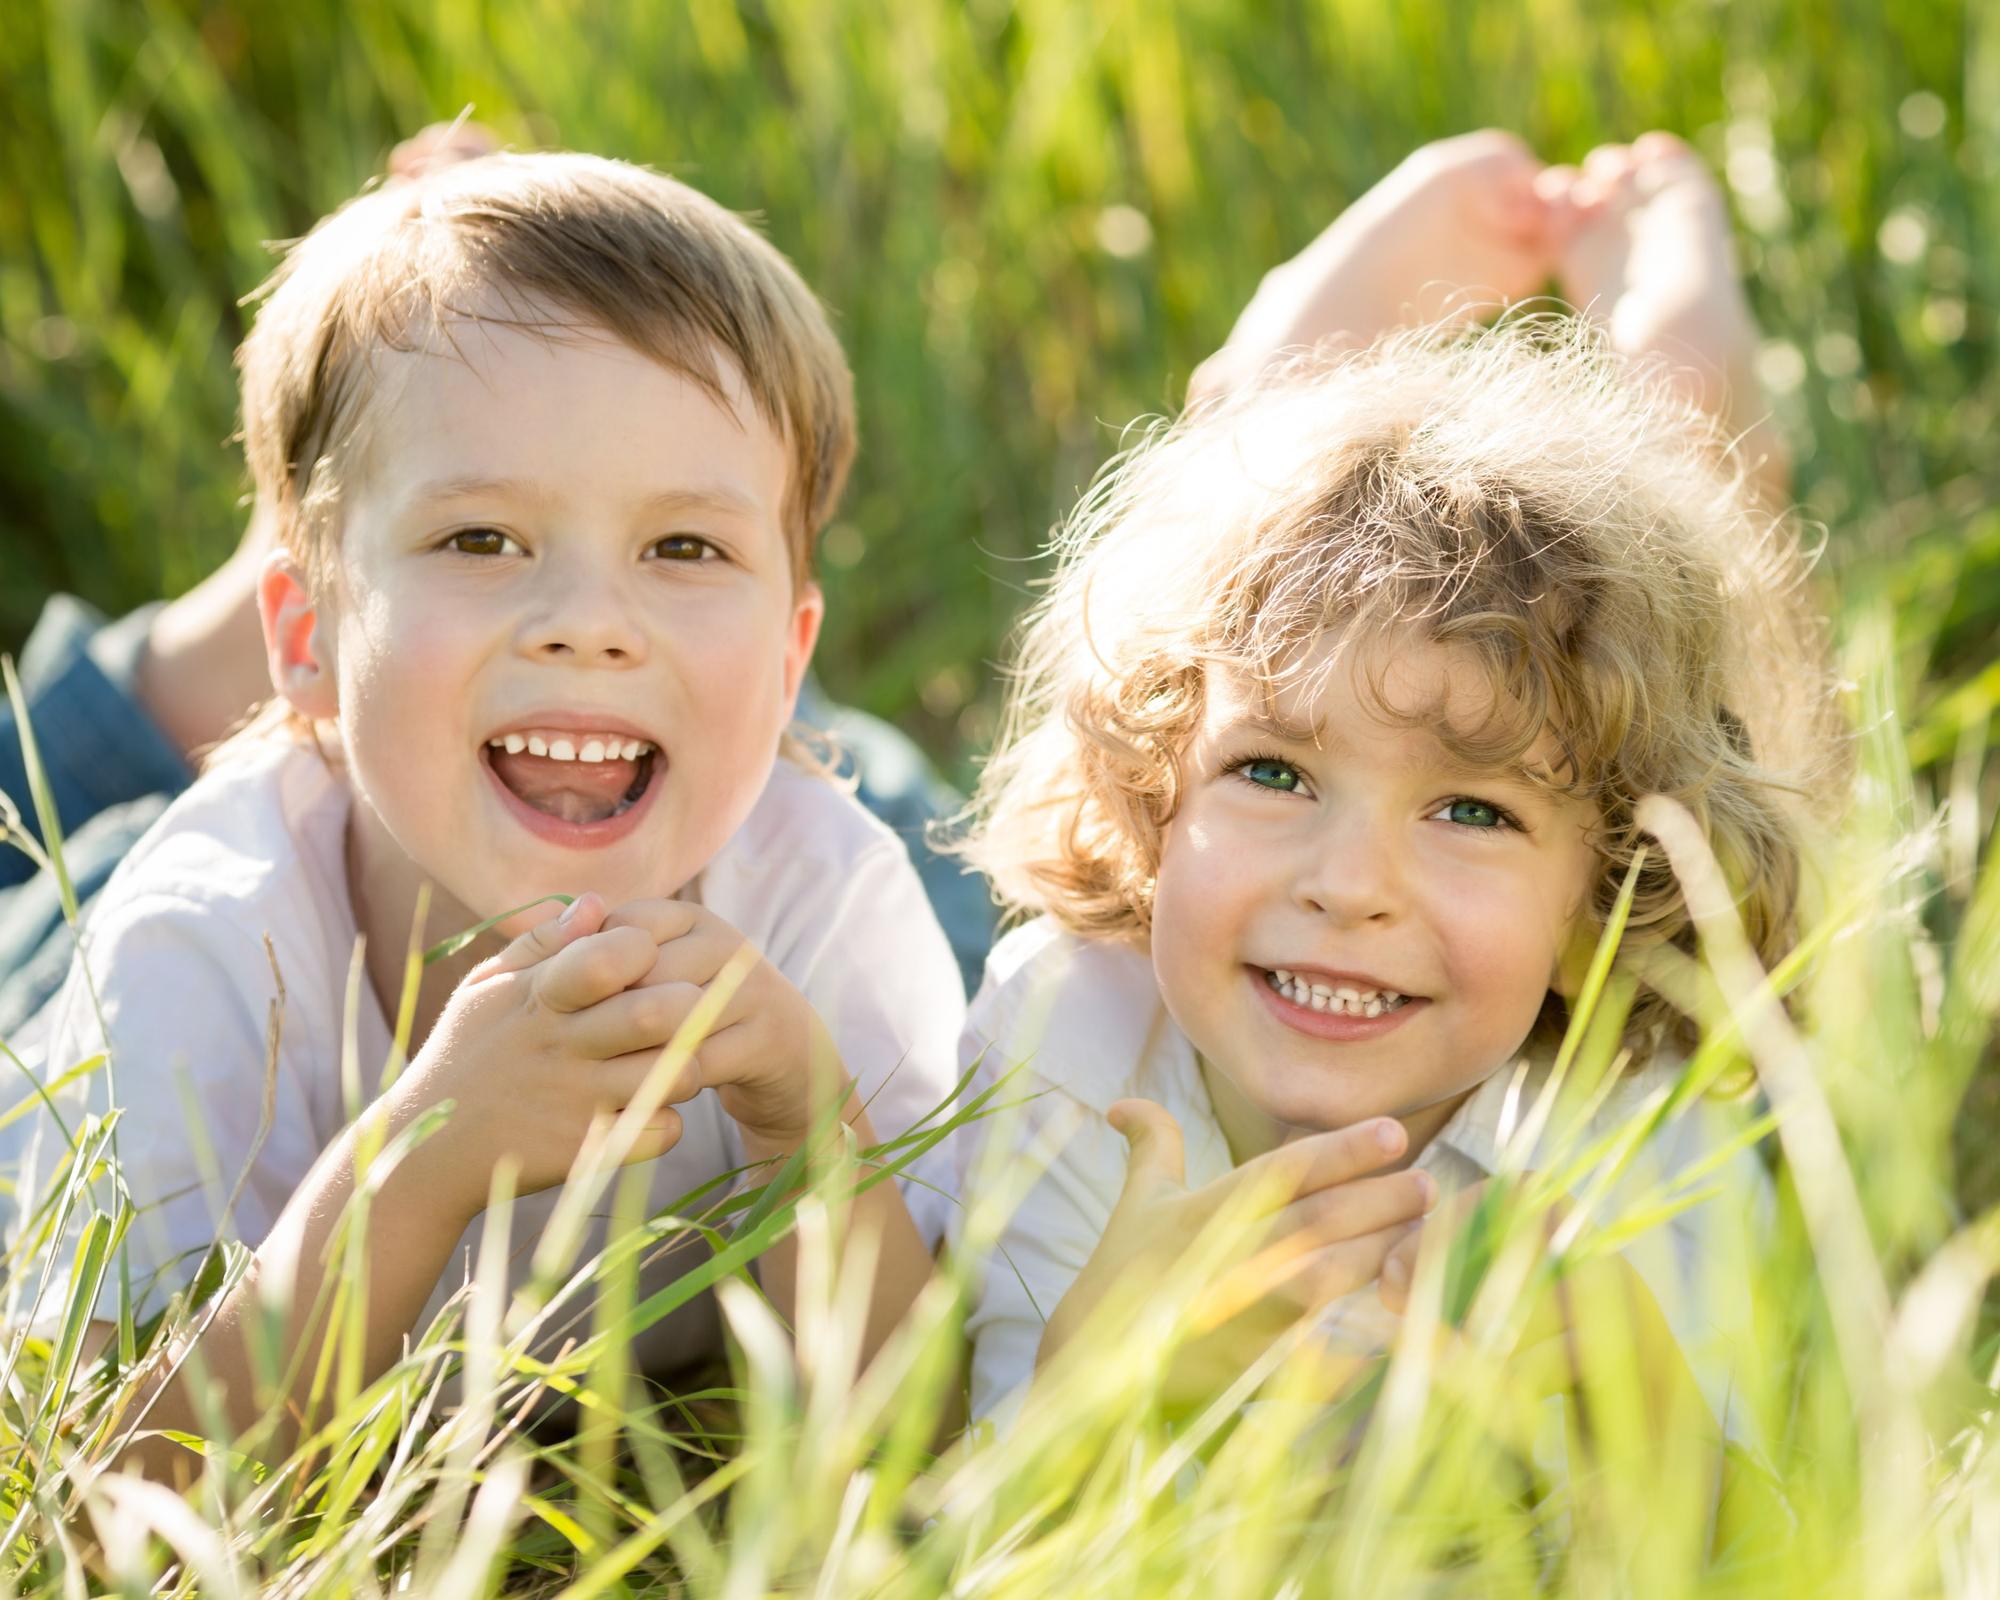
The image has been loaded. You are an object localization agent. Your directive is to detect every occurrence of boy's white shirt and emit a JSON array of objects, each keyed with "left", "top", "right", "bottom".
[
  {"left": 953, "top": 916, "right": 1769, "bottom": 1444},
  {"left": 23, "top": 737, "right": 966, "bottom": 1375}
]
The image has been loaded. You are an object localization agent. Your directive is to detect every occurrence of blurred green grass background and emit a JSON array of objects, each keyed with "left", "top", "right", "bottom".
[
  {"left": 4, "top": 0, "right": 1994, "bottom": 768},
  {"left": 5, "top": 0, "right": 1998, "bottom": 1011},
  {"left": 3, "top": 5, "right": 2000, "bottom": 1585}
]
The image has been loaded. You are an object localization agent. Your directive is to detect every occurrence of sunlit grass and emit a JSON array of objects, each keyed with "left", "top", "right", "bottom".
[{"left": 0, "top": 619, "right": 1993, "bottom": 1594}]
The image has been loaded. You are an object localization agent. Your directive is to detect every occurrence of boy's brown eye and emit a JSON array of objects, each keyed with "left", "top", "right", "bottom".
[
  {"left": 652, "top": 534, "right": 716, "bottom": 561},
  {"left": 448, "top": 527, "right": 515, "bottom": 556}
]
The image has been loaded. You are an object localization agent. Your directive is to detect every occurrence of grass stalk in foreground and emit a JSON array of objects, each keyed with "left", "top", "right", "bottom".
[{"left": 0, "top": 670, "right": 1995, "bottom": 1596}]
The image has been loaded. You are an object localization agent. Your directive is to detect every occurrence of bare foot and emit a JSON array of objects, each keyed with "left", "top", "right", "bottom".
[
  {"left": 1556, "top": 132, "right": 1788, "bottom": 503},
  {"left": 1193, "top": 130, "right": 1591, "bottom": 401},
  {"left": 388, "top": 119, "right": 502, "bottom": 182}
]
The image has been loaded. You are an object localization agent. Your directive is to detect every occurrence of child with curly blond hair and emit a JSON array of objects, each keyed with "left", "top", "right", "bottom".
[{"left": 953, "top": 136, "right": 1834, "bottom": 1443}]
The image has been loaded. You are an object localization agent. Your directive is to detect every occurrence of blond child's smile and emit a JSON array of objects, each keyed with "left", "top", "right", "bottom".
[{"left": 1255, "top": 965, "right": 1421, "bottom": 1035}]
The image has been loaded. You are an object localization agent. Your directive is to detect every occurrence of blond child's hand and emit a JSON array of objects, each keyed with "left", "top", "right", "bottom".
[
  {"left": 1191, "top": 129, "right": 1592, "bottom": 401},
  {"left": 595, "top": 899, "right": 847, "bottom": 1157},
  {"left": 384, "top": 892, "right": 688, "bottom": 1214},
  {"left": 1378, "top": 1175, "right": 1500, "bottom": 1317},
  {"left": 1378, "top": 1178, "right": 1698, "bottom": 1414},
  {"left": 1036, "top": 1099, "right": 1436, "bottom": 1410}
]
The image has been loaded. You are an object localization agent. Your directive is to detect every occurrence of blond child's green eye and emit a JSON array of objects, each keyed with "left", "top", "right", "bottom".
[
  {"left": 1437, "top": 797, "right": 1507, "bottom": 829},
  {"left": 1238, "top": 757, "right": 1302, "bottom": 793}
]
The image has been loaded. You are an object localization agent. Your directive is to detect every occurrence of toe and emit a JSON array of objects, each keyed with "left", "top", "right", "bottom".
[
  {"left": 1568, "top": 145, "right": 1643, "bottom": 222},
  {"left": 1532, "top": 163, "right": 1592, "bottom": 247},
  {"left": 1631, "top": 129, "right": 1695, "bottom": 163},
  {"left": 1581, "top": 142, "right": 1637, "bottom": 188},
  {"left": 1630, "top": 131, "right": 1726, "bottom": 210},
  {"left": 1533, "top": 162, "right": 1583, "bottom": 204}
]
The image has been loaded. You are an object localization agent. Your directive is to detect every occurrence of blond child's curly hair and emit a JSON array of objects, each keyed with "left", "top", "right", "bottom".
[{"left": 962, "top": 321, "right": 1840, "bottom": 1051}]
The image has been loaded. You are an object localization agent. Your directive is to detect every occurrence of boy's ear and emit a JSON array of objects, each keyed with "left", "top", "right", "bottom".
[
  {"left": 782, "top": 580, "right": 825, "bottom": 706},
  {"left": 258, "top": 552, "right": 339, "bottom": 721}
]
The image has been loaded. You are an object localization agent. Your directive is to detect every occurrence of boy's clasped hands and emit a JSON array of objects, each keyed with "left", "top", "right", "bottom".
[{"left": 391, "top": 893, "right": 839, "bottom": 1217}]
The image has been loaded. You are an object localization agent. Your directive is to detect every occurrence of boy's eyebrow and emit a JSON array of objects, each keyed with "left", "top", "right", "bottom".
[
  {"left": 1431, "top": 750, "right": 1564, "bottom": 799},
  {"left": 411, "top": 473, "right": 557, "bottom": 507},
  {"left": 409, "top": 476, "right": 762, "bottom": 520},
  {"left": 630, "top": 484, "right": 763, "bottom": 521},
  {"left": 1444, "top": 757, "right": 1539, "bottom": 787}
]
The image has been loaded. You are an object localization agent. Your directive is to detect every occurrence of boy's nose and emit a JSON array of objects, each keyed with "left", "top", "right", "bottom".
[{"left": 518, "top": 570, "right": 648, "bottom": 665}]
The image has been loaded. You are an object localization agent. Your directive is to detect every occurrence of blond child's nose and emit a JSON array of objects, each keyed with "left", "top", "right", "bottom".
[{"left": 1291, "top": 817, "right": 1403, "bottom": 924}]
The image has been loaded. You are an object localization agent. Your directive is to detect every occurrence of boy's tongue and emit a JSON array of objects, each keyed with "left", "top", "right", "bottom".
[{"left": 490, "top": 748, "right": 639, "bottom": 825}]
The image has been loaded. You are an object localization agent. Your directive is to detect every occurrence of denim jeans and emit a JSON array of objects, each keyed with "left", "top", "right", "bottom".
[
  {"left": 794, "top": 680, "right": 997, "bottom": 1000},
  {"left": 0, "top": 598, "right": 188, "bottom": 1037}
]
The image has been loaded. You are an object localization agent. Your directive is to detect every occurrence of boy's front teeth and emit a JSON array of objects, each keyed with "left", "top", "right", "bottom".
[
  {"left": 488, "top": 733, "right": 651, "bottom": 762},
  {"left": 1265, "top": 968, "right": 1407, "bottom": 1018}
]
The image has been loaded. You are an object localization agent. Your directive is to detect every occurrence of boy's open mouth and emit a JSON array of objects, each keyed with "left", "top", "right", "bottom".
[{"left": 483, "top": 730, "right": 660, "bottom": 825}]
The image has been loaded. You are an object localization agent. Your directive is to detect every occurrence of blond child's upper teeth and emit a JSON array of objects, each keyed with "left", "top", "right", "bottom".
[
  {"left": 1266, "top": 968, "right": 1407, "bottom": 1015},
  {"left": 488, "top": 732, "right": 652, "bottom": 762}
]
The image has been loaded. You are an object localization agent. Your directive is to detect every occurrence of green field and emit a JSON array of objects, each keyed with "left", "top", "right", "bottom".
[{"left": 3, "top": 0, "right": 1998, "bottom": 1593}]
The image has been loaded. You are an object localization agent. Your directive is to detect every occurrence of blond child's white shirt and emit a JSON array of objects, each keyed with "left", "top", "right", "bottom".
[
  {"left": 21, "top": 738, "right": 965, "bottom": 1372},
  {"left": 953, "top": 916, "right": 1769, "bottom": 1442}
]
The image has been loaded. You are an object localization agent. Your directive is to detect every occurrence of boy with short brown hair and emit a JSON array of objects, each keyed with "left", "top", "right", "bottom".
[{"left": 29, "top": 149, "right": 964, "bottom": 1481}]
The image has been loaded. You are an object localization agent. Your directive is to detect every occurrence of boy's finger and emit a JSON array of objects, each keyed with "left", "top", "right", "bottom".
[
  {"left": 1296, "top": 1220, "right": 1423, "bottom": 1309},
  {"left": 1226, "top": 1117, "right": 1407, "bottom": 1214},
  {"left": 1378, "top": 1179, "right": 1501, "bottom": 1313},
  {"left": 689, "top": 1013, "right": 845, "bottom": 1097},
  {"left": 600, "top": 898, "right": 707, "bottom": 946},
  {"left": 637, "top": 924, "right": 756, "bottom": 991},
  {"left": 1108, "top": 1098, "right": 1186, "bottom": 1199},
  {"left": 568, "top": 981, "right": 705, "bottom": 1057},
  {"left": 532, "top": 924, "right": 659, "bottom": 1014},
  {"left": 602, "top": 1047, "right": 707, "bottom": 1111},
  {"left": 608, "top": 1105, "right": 686, "bottom": 1168},
  {"left": 1194, "top": 1215, "right": 1416, "bottom": 1331},
  {"left": 473, "top": 892, "right": 605, "bottom": 979}
]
